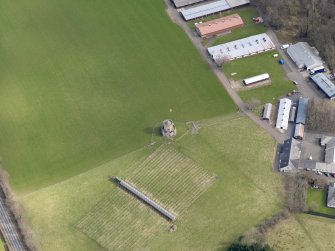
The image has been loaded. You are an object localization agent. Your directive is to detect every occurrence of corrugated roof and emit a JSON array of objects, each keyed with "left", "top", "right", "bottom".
[
  {"left": 276, "top": 98, "right": 292, "bottom": 130},
  {"left": 262, "top": 103, "right": 272, "bottom": 119},
  {"left": 243, "top": 73, "right": 269, "bottom": 85},
  {"left": 180, "top": 0, "right": 230, "bottom": 21},
  {"left": 294, "top": 123, "right": 304, "bottom": 139},
  {"left": 296, "top": 97, "right": 308, "bottom": 124},
  {"left": 172, "top": 0, "right": 207, "bottom": 8},
  {"left": 207, "top": 33, "right": 275, "bottom": 61},
  {"left": 327, "top": 182, "right": 335, "bottom": 208},
  {"left": 325, "top": 138, "right": 335, "bottom": 163},
  {"left": 195, "top": 13, "right": 244, "bottom": 37},
  {"left": 287, "top": 42, "right": 323, "bottom": 70},
  {"left": 311, "top": 73, "right": 335, "bottom": 100},
  {"left": 225, "top": 0, "right": 250, "bottom": 8}
]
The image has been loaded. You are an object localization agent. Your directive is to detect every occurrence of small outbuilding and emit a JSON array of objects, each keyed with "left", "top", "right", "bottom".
[
  {"left": 294, "top": 123, "right": 305, "bottom": 140},
  {"left": 289, "top": 106, "right": 296, "bottom": 123},
  {"left": 296, "top": 97, "right": 308, "bottom": 125},
  {"left": 243, "top": 73, "right": 270, "bottom": 86},
  {"left": 262, "top": 103, "right": 272, "bottom": 120},
  {"left": 327, "top": 182, "right": 335, "bottom": 208},
  {"left": 161, "top": 119, "right": 177, "bottom": 138}
]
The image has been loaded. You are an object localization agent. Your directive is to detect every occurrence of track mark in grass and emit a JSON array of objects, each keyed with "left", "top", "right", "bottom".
[{"left": 76, "top": 144, "right": 216, "bottom": 250}]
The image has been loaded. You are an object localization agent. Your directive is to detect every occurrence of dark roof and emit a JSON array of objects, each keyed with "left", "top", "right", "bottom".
[
  {"left": 279, "top": 138, "right": 301, "bottom": 171},
  {"left": 296, "top": 97, "right": 308, "bottom": 124}
]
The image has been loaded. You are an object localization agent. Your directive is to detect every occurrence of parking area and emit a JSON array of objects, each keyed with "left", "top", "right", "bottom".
[{"left": 301, "top": 133, "right": 324, "bottom": 162}]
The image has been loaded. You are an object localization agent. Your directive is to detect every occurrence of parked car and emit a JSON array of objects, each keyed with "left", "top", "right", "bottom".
[
  {"left": 324, "top": 172, "right": 330, "bottom": 177},
  {"left": 292, "top": 81, "right": 298, "bottom": 85},
  {"left": 280, "top": 44, "right": 290, "bottom": 50}
]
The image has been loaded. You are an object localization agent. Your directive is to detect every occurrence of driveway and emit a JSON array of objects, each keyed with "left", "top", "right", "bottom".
[{"left": 164, "top": 0, "right": 285, "bottom": 143}]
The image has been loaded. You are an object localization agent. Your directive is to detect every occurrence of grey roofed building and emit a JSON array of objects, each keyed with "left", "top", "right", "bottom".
[
  {"left": 172, "top": 0, "right": 207, "bottom": 8},
  {"left": 287, "top": 42, "right": 323, "bottom": 70},
  {"left": 310, "top": 73, "right": 335, "bottom": 100},
  {"left": 279, "top": 138, "right": 301, "bottom": 172},
  {"left": 180, "top": 0, "right": 230, "bottom": 21},
  {"left": 207, "top": 33, "right": 275, "bottom": 62},
  {"left": 327, "top": 182, "right": 335, "bottom": 208},
  {"left": 324, "top": 138, "right": 335, "bottom": 163},
  {"left": 225, "top": 0, "right": 250, "bottom": 8},
  {"left": 262, "top": 103, "right": 272, "bottom": 120},
  {"left": 296, "top": 97, "right": 308, "bottom": 124}
]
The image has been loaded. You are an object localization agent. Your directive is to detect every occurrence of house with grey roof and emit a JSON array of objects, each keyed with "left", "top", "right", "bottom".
[
  {"left": 278, "top": 138, "right": 301, "bottom": 172},
  {"left": 327, "top": 182, "right": 335, "bottom": 208},
  {"left": 287, "top": 42, "right": 323, "bottom": 70}
]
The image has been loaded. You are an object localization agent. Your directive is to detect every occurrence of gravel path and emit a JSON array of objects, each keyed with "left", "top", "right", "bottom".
[{"left": 164, "top": 0, "right": 285, "bottom": 143}]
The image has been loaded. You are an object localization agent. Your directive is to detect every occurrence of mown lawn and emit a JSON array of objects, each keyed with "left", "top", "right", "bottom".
[
  {"left": 21, "top": 115, "right": 284, "bottom": 251},
  {"left": 209, "top": 7, "right": 267, "bottom": 45},
  {"left": 0, "top": 0, "right": 235, "bottom": 192},
  {"left": 307, "top": 188, "right": 335, "bottom": 215},
  {"left": 222, "top": 51, "right": 294, "bottom": 103},
  {"left": 267, "top": 214, "right": 335, "bottom": 251}
]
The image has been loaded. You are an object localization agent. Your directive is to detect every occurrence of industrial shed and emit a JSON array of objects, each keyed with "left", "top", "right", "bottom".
[
  {"left": 310, "top": 73, "right": 335, "bottom": 100},
  {"left": 172, "top": 0, "right": 206, "bottom": 8},
  {"left": 207, "top": 33, "right": 275, "bottom": 62},
  {"left": 276, "top": 98, "right": 292, "bottom": 131},
  {"left": 180, "top": 0, "right": 250, "bottom": 21},
  {"left": 294, "top": 123, "right": 305, "bottom": 140},
  {"left": 225, "top": 0, "right": 250, "bottom": 8},
  {"left": 195, "top": 14, "right": 244, "bottom": 38},
  {"left": 262, "top": 103, "right": 272, "bottom": 120},
  {"left": 243, "top": 73, "right": 269, "bottom": 86},
  {"left": 287, "top": 42, "right": 323, "bottom": 70},
  {"left": 180, "top": 0, "right": 230, "bottom": 21},
  {"left": 296, "top": 97, "right": 308, "bottom": 125}
]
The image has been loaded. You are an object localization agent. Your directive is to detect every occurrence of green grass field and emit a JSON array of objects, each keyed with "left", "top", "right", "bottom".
[
  {"left": 21, "top": 115, "right": 284, "bottom": 251},
  {"left": 307, "top": 188, "right": 335, "bottom": 215},
  {"left": 267, "top": 214, "right": 335, "bottom": 251},
  {"left": 222, "top": 51, "right": 294, "bottom": 103},
  {"left": 76, "top": 145, "right": 216, "bottom": 250},
  {"left": 0, "top": 0, "right": 236, "bottom": 192},
  {"left": 211, "top": 7, "right": 267, "bottom": 45}
]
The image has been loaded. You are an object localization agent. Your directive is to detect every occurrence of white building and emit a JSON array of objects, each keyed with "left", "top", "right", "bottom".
[
  {"left": 243, "top": 73, "right": 270, "bottom": 86},
  {"left": 207, "top": 33, "right": 275, "bottom": 62},
  {"left": 276, "top": 98, "right": 292, "bottom": 131}
]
